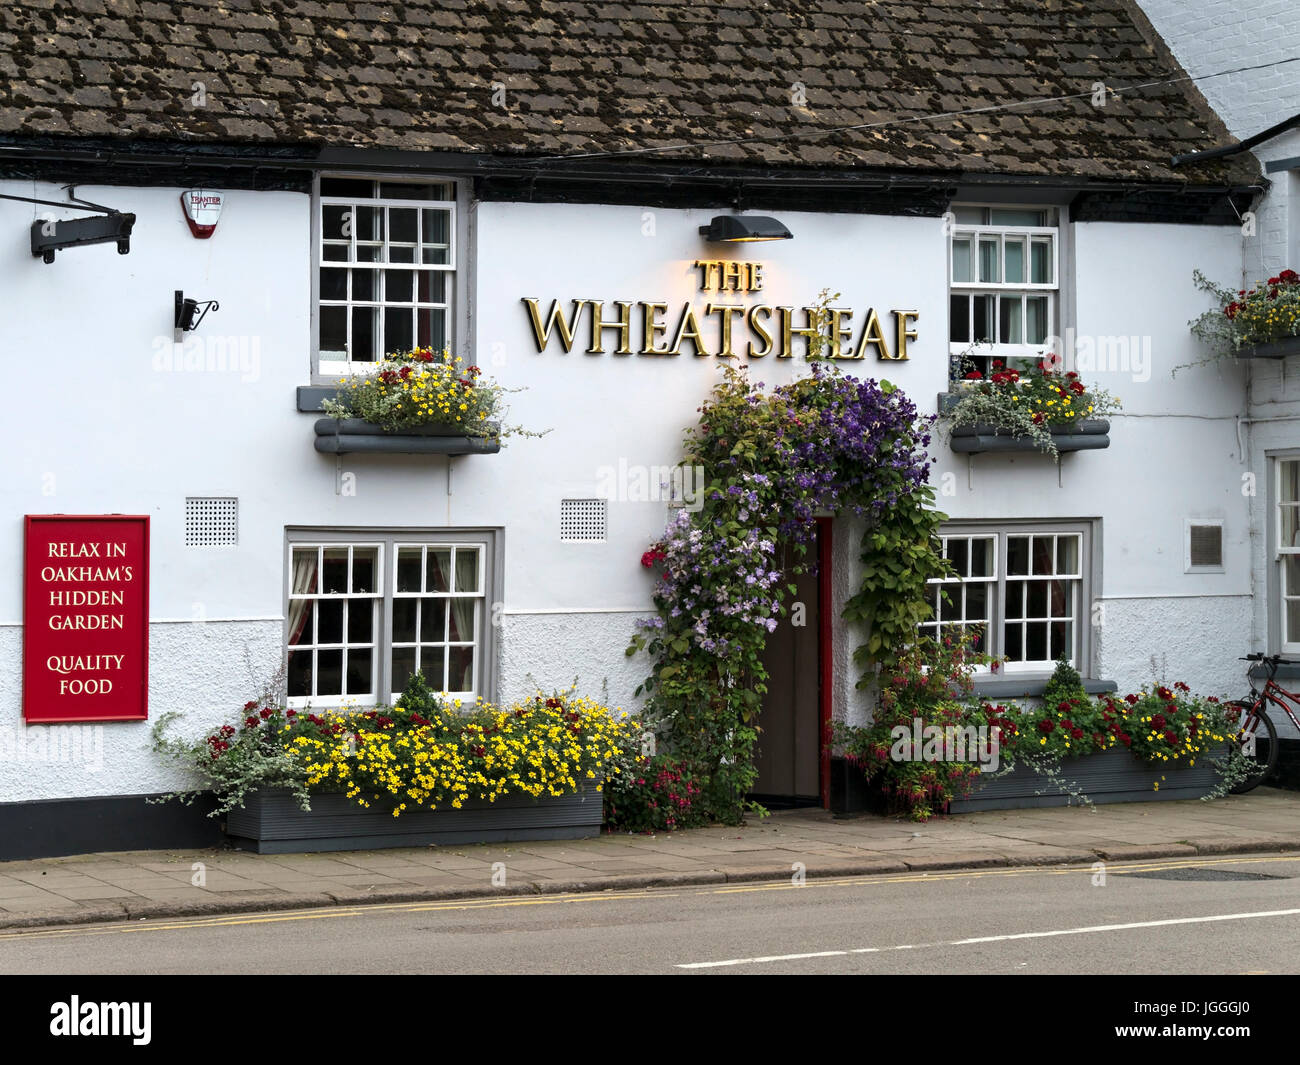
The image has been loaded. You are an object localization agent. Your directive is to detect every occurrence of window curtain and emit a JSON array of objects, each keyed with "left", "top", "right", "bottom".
[
  {"left": 287, "top": 553, "right": 317, "bottom": 646},
  {"left": 450, "top": 550, "right": 479, "bottom": 689}
]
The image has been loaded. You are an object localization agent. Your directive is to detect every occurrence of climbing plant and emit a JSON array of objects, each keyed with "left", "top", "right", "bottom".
[{"left": 628, "top": 360, "right": 947, "bottom": 824}]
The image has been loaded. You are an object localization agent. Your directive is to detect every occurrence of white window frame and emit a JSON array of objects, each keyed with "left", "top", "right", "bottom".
[
  {"left": 949, "top": 205, "right": 1060, "bottom": 375},
  {"left": 924, "top": 522, "right": 1094, "bottom": 674},
  {"left": 284, "top": 529, "right": 500, "bottom": 709},
  {"left": 1276, "top": 457, "right": 1300, "bottom": 654},
  {"left": 313, "top": 175, "right": 459, "bottom": 377}
]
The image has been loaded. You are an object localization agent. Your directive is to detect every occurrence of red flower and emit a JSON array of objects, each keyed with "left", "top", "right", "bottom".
[
  {"left": 243, "top": 701, "right": 258, "bottom": 711},
  {"left": 545, "top": 698, "right": 562, "bottom": 709},
  {"left": 1279, "top": 269, "right": 1298, "bottom": 283},
  {"left": 1070, "top": 381, "right": 1086, "bottom": 394},
  {"left": 1151, "top": 714, "right": 1166, "bottom": 729},
  {"left": 1057, "top": 701, "right": 1072, "bottom": 712},
  {"left": 1065, "top": 371, "right": 1079, "bottom": 379},
  {"left": 963, "top": 371, "right": 983, "bottom": 380},
  {"left": 260, "top": 707, "right": 273, "bottom": 719},
  {"left": 1038, "top": 720, "right": 1055, "bottom": 734},
  {"left": 1268, "top": 277, "right": 1281, "bottom": 286},
  {"left": 245, "top": 716, "right": 259, "bottom": 728},
  {"left": 1225, "top": 302, "right": 1240, "bottom": 319},
  {"left": 991, "top": 360, "right": 1004, "bottom": 369},
  {"left": 1163, "top": 730, "right": 1178, "bottom": 745},
  {"left": 285, "top": 709, "right": 296, "bottom": 718},
  {"left": 1125, "top": 694, "right": 1139, "bottom": 705},
  {"left": 1071, "top": 728, "right": 1084, "bottom": 740},
  {"left": 1120, "top": 734, "right": 1132, "bottom": 746}
]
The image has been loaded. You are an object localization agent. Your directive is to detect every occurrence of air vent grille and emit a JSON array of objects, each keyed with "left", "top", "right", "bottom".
[
  {"left": 560, "top": 499, "right": 606, "bottom": 543},
  {"left": 185, "top": 497, "right": 238, "bottom": 547}
]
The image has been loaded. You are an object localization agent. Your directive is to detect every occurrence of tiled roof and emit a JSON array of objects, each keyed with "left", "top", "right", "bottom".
[{"left": 0, "top": 0, "right": 1261, "bottom": 186}]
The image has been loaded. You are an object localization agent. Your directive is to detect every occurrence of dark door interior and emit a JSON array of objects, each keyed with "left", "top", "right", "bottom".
[{"left": 752, "top": 543, "right": 821, "bottom": 806}]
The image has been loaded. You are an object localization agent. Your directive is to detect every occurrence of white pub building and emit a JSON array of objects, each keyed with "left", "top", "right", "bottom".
[{"left": 0, "top": 0, "right": 1296, "bottom": 857}]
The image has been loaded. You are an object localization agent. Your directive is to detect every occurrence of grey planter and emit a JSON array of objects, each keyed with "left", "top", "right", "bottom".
[
  {"left": 1238, "top": 335, "right": 1300, "bottom": 360},
  {"left": 313, "top": 418, "right": 501, "bottom": 456},
  {"left": 225, "top": 786, "right": 603, "bottom": 853},
  {"left": 949, "top": 419, "right": 1110, "bottom": 454},
  {"left": 948, "top": 747, "right": 1224, "bottom": 813}
]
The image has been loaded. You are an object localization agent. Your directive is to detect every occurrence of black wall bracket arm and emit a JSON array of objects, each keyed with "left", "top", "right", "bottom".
[{"left": 1, "top": 187, "right": 136, "bottom": 263}]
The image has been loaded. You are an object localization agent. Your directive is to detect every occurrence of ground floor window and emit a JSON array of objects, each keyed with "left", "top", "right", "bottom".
[
  {"left": 1276, "top": 457, "right": 1300, "bottom": 652},
  {"left": 285, "top": 529, "right": 497, "bottom": 707},
  {"left": 920, "top": 522, "right": 1093, "bottom": 672}
]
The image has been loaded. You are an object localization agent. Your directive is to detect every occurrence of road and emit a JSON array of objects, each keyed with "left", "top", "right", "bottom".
[{"left": 2, "top": 854, "right": 1298, "bottom": 975}]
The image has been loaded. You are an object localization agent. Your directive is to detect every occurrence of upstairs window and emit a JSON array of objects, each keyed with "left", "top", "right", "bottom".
[
  {"left": 949, "top": 206, "right": 1058, "bottom": 381},
  {"left": 316, "top": 177, "right": 456, "bottom": 373}
]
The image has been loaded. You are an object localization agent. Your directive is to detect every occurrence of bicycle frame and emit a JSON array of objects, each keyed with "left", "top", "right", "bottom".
[{"left": 1246, "top": 671, "right": 1300, "bottom": 732}]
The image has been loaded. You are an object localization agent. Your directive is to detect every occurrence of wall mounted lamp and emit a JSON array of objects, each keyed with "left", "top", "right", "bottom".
[{"left": 698, "top": 215, "right": 793, "bottom": 242}]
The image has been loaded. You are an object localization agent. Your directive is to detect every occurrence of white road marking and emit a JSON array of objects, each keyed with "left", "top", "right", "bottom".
[{"left": 677, "top": 907, "right": 1300, "bottom": 970}]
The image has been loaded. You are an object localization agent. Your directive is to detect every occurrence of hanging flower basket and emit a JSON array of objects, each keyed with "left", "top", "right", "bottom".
[
  {"left": 313, "top": 418, "right": 501, "bottom": 455},
  {"left": 949, "top": 418, "right": 1111, "bottom": 454},
  {"left": 1237, "top": 335, "right": 1300, "bottom": 360}
]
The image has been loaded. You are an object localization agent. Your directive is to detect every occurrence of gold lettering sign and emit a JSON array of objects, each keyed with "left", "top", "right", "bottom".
[{"left": 522, "top": 261, "right": 918, "bottom": 361}]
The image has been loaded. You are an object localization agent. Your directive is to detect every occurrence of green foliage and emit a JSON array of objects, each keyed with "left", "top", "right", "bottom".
[{"left": 1041, "top": 656, "right": 1088, "bottom": 710}]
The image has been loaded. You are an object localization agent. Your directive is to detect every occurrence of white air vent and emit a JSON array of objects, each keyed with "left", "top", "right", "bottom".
[
  {"left": 561, "top": 499, "right": 606, "bottom": 542},
  {"left": 1185, "top": 520, "right": 1223, "bottom": 571},
  {"left": 186, "top": 497, "right": 238, "bottom": 547}
]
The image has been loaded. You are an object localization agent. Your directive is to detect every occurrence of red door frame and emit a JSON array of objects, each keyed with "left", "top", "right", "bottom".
[{"left": 817, "top": 517, "right": 833, "bottom": 809}]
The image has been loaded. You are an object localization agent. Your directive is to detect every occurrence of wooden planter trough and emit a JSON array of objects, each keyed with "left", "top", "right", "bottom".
[
  {"left": 225, "top": 786, "right": 603, "bottom": 853},
  {"left": 948, "top": 419, "right": 1111, "bottom": 454},
  {"left": 948, "top": 748, "right": 1223, "bottom": 813},
  {"left": 1237, "top": 335, "right": 1300, "bottom": 360},
  {"left": 313, "top": 418, "right": 500, "bottom": 456}
]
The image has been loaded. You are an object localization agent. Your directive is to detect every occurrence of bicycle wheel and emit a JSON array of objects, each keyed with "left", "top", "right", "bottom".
[{"left": 1226, "top": 700, "right": 1279, "bottom": 794}]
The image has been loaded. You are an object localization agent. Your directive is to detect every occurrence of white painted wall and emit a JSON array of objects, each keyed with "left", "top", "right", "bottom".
[{"left": 0, "top": 182, "right": 1264, "bottom": 800}]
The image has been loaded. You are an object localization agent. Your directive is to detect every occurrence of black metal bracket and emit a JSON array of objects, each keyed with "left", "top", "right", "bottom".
[
  {"left": 174, "top": 290, "right": 219, "bottom": 335},
  {"left": 4, "top": 185, "right": 136, "bottom": 263}
]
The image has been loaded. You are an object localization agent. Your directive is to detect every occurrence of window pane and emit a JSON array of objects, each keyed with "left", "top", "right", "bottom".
[
  {"left": 385, "top": 306, "right": 414, "bottom": 353},
  {"left": 322, "top": 243, "right": 349, "bottom": 262},
  {"left": 421, "top": 599, "right": 447, "bottom": 642},
  {"left": 319, "top": 306, "right": 347, "bottom": 359},
  {"left": 950, "top": 294, "right": 970, "bottom": 343},
  {"left": 348, "top": 601, "right": 374, "bottom": 644},
  {"left": 291, "top": 548, "right": 319, "bottom": 594},
  {"left": 422, "top": 646, "right": 447, "bottom": 691},
  {"left": 388, "top": 244, "right": 416, "bottom": 264},
  {"left": 321, "top": 177, "right": 373, "bottom": 198},
  {"left": 966, "top": 582, "right": 988, "bottom": 621},
  {"left": 355, "top": 205, "right": 383, "bottom": 242},
  {"left": 1006, "top": 536, "right": 1030, "bottom": 576},
  {"left": 1027, "top": 582, "right": 1047, "bottom": 618},
  {"left": 946, "top": 537, "right": 968, "bottom": 576},
  {"left": 316, "top": 599, "right": 344, "bottom": 643},
  {"left": 321, "top": 548, "right": 349, "bottom": 593},
  {"left": 951, "top": 237, "right": 972, "bottom": 283},
  {"left": 385, "top": 269, "right": 414, "bottom": 303},
  {"left": 1005, "top": 623, "right": 1023, "bottom": 661},
  {"left": 1050, "top": 579, "right": 1073, "bottom": 618},
  {"left": 351, "top": 306, "right": 377, "bottom": 362},
  {"left": 1005, "top": 582, "right": 1023, "bottom": 619},
  {"left": 352, "top": 549, "right": 377, "bottom": 593},
  {"left": 316, "top": 649, "right": 343, "bottom": 696},
  {"left": 417, "top": 272, "right": 449, "bottom": 304},
  {"left": 1004, "top": 238, "right": 1025, "bottom": 284},
  {"left": 287, "top": 649, "right": 312, "bottom": 697},
  {"left": 389, "top": 208, "right": 418, "bottom": 243},
  {"left": 1283, "top": 505, "right": 1300, "bottom": 549},
  {"left": 1285, "top": 557, "right": 1300, "bottom": 597},
  {"left": 427, "top": 549, "right": 451, "bottom": 592},
  {"left": 397, "top": 548, "right": 422, "bottom": 593},
  {"left": 418, "top": 308, "right": 447, "bottom": 351},
  {"left": 989, "top": 208, "right": 1046, "bottom": 226},
  {"left": 392, "top": 647, "right": 417, "bottom": 693},
  {"left": 288, "top": 600, "right": 314, "bottom": 645},
  {"left": 1050, "top": 622, "right": 1071, "bottom": 661},
  {"left": 455, "top": 548, "right": 480, "bottom": 593},
  {"left": 1057, "top": 536, "right": 1079, "bottom": 575},
  {"left": 448, "top": 600, "right": 476, "bottom": 642},
  {"left": 1287, "top": 596, "right": 1300, "bottom": 644},
  {"left": 448, "top": 646, "right": 475, "bottom": 692},
  {"left": 347, "top": 649, "right": 372, "bottom": 695},
  {"left": 940, "top": 589, "right": 961, "bottom": 621},
  {"left": 352, "top": 269, "right": 376, "bottom": 301},
  {"left": 1282, "top": 461, "right": 1300, "bottom": 504},
  {"left": 973, "top": 294, "right": 994, "bottom": 343},
  {"left": 1026, "top": 297, "right": 1049, "bottom": 344},
  {"left": 999, "top": 297, "right": 1022, "bottom": 344},
  {"left": 393, "top": 598, "right": 417, "bottom": 643},
  {"left": 978, "top": 239, "right": 1000, "bottom": 283},
  {"left": 322, "top": 204, "right": 350, "bottom": 241},
  {"left": 1031, "top": 239, "right": 1052, "bottom": 284},
  {"left": 380, "top": 182, "right": 442, "bottom": 200},
  {"left": 1025, "top": 622, "right": 1048, "bottom": 662},
  {"left": 1032, "top": 537, "right": 1055, "bottom": 575},
  {"left": 970, "top": 538, "right": 994, "bottom": 577}
]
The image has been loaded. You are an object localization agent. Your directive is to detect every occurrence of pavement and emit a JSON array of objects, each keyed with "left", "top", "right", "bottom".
[{"left": 2, "top": 787, "right": 1299, "bottom": 931}]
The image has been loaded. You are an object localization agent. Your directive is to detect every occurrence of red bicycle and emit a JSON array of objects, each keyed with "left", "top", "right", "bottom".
[{"left": 1227, "top": 653, "right": 1291, "bottom": 793}]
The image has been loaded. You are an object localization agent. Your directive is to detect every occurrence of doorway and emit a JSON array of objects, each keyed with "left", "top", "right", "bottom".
[{"left": 751, "top": 519, "right": 830, "bottom": 808}]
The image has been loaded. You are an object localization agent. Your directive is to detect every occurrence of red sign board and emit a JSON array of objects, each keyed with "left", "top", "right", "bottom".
[{"left": 23, "top": 515, "right": 150, "bottom": 723}]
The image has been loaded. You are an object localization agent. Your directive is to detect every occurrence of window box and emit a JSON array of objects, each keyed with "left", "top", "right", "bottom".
[
  {"left": 1239, "top": 335, "right": 1300, "bottom": 360},
  {"left": 313, "top": 417, "right": 500, "bottom": 455},
  {"left": 947, "top": 747, "right": 1224, "bottom": 813},
  {"left": 948, "top": 419, "right": 1111, "bottom": 454},
  {"left": 224, "top": 785, "right": 602, "bottom": 854}
]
